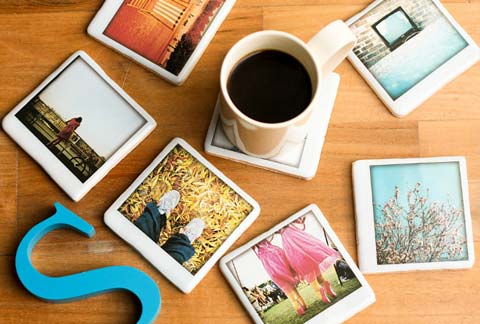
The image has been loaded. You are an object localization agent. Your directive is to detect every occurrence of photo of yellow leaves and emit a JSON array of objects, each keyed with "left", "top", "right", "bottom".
[{"left": 119, "top": 144, "right": 253, "bottom": 274}]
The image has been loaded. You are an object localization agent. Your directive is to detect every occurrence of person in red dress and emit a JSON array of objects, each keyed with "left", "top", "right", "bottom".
[
  {"left": 47, "top": 117, "right": 82, "bottom": 148},
  {"left": 254, "top": 239, "right": 307, "bottom": 315},
  {"left": 280, "top": 217, "right": 340, "bottom": 304}
]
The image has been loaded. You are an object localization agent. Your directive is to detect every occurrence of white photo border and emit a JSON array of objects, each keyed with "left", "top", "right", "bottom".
[
  {"left": 352, "top": 156, "right": 475, "bottom": 273},
  {"left": 220, "top": 204, "right": 376, "bottom": 324},
  {"left": 104, "top": 137, "right": 260, "bottom": 293},
  {"left": 346, "top": 0, "right": 479, "bottom": 117},
  {"left": 1, "top": 50, "right": 156, "bottom": 202},
  {"left": 87, "top": 0, "right": 237, "bottom": 85}
]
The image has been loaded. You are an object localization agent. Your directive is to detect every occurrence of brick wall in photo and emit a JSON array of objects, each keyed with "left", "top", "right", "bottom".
[{"left": 351, "top": 0, "right": 443, "bottom": 68}]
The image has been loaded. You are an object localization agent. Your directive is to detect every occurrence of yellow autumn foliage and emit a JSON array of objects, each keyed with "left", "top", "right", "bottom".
[{"left": 119, "top": 145, "right": 253, "bottom": 274}]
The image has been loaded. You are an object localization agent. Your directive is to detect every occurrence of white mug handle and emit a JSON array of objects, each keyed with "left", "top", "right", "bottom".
[
  {"left": 287, "top": 21, "right": 355, "bottom": 144},
  {"left": 307, "top": 20, "right": 357, "bottom": 76}
]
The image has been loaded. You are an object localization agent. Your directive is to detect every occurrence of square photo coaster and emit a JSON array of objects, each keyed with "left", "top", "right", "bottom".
[
  {"left": 346, "top": 0, "right": 479, "bottom": 117},
  {"left": 104, "top": 137, "right": 260, "bottom": 293},
  {"left": 88, "top": 0, "right": 237, "bottom": 85},
  {"left": 2, "top": 51, "right": 156, "bottom": 201},
  {"left": 204, "top": 73, "right": 340, "bottom": 180},
  {"left": 220, "top": 204, "right": 375, "bottom": 324},
  {"left": 352, "top": 156, "right": 475, "bottom": 273}
]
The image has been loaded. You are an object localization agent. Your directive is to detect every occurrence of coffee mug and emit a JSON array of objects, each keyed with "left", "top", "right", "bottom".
[{"left": 219, "top": 20, "right": 357, "bottom": 158}]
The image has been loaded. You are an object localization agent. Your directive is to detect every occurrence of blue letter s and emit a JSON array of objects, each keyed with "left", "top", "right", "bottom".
[{"left": 15, "top": 203, "right": 161, "bottom": 324}]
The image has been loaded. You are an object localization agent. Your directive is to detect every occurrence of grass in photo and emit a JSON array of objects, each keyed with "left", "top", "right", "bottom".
[
  {"left": 104, "top": 0, "right": 227, "bottom": 75},
  {"left": 118, "top": 144, "right": 253, "bottom": 274},
  {"left": 350, "top": 0, "right": 468, "bottom": 99},
  {"left": 228, "top": 211, "right": 362, "bottom": 324},
  {"left": 15, "top": 57, "right": 147, "bottom": 183},
  {"left": 370, "top": 162, "right": 468, "bottom": 265}
]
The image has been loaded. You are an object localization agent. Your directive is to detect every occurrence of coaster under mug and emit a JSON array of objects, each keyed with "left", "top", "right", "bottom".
[{"left": 204, "top": 73, "right": 340, "bottom": 180}]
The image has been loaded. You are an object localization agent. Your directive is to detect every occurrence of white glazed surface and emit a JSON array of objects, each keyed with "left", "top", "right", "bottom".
[
  {"left": 104, "top": 138, "right": 261, "bottom": 293},
  {"left": 220, "top": 204, "right": 376, "bottom": 324},
  {"left": 352, "top": 156, "right": 475, "bottom": 273},
  {"left": 1, "top": 51, "right": 156, "bottom": 201}
]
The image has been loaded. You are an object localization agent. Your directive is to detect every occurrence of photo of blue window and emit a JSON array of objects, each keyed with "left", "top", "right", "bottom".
[{"left": 350, "top": 0, "right": 468, "bottom": 100}]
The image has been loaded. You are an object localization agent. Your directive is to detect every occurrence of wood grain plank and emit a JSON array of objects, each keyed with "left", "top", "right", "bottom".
[
  {"left": 0, "top": 255, "right": 138, "bottom": 324},
  {"left": 0, "top": 0, "right": 476, "bottom": 14},
  {"left": 0, "top": 131, "right": 17, "bottom": 255},
  {"left": 1, "top": 0, "right": 479, "bottom": 323},
  {"left": 418, "top": 120, "right": 480, "bottom": 179}
]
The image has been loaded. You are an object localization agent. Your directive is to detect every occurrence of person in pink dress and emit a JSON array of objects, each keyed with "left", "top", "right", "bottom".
[
  {"left": 47, "top": 117, "right": 82, "bottom": 148},
  {"left": 280, "top": 217, "right": 340, "bottom": 304},
  {"left": 254, "top": 239, "right": 307, "bottom": 315}
]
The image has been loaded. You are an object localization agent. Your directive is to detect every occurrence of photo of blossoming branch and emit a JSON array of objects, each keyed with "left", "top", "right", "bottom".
[
  {"left": 374, "top": 183, "right": 467, "bottom": 264},
  {"left": 370, "top": 162, "right": 468, "bottom": 265}
]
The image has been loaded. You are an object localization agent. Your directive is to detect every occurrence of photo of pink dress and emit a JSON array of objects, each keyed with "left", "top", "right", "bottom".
[
  {"left": 255, "top": 240, "right": 298, "bottom": 293},
  {"left": 58, "top": 118, "right": 81, "bottom": 140},
  {"left": 281, "top": 223, "right": 340, "bottom": 282}
]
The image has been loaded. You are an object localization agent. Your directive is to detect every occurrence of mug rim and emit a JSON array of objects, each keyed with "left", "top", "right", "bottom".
[{"left": 220, "top": 30, "right": 322, "bottom": 129}]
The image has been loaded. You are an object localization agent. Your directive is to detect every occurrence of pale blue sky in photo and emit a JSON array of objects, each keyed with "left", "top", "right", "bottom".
[
  {"left": 39, "top": 58, "right": 146, "bottom": 158},
  {"left": 370, "top": 162, "right": 464, "bottom": 211},
  {"left": 370, "top": 161, "right": 468, "bottom": 261}
]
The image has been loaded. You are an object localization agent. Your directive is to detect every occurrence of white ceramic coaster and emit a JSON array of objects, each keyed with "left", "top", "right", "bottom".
[
  {"left": 220, "top": 204, "right": 376, "bottom": 324},
  {"left": 2, "top": 51, "right": 156, "bottom": 201},
  {"left": 352, "top": 156, "right": 474, "bottom": 274},
  {"left": 346, "top": 0, "right": 479, "bottom": 117},
  {"left": 204, "top": 73, "right": 340, "bottom": 180},
  {"left": 88, "top": 0, "right": 237, "bottom": 85},
  {"left": 105, "top": 137, "right": 260, "bottom": 293}
]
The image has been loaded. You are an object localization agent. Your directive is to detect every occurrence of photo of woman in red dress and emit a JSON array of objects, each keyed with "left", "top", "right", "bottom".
[
  {"left": 47, "top": 116, "right": 83, "bottom": 147},
  {"left": 228, "top": 211, "right": 363, "bottom": 323}
]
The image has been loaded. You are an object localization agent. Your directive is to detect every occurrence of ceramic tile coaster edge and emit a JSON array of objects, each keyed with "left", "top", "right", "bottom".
[
  {"left": 352, "top": 156, "right": 475, "bottom": 274},
  {"left": 219, "top": 204, "right": 376, "bottom": 324},
  {"left": 87, "top": 0, "right": 238, "bottom": 85},
  {"left": 1, "top": 50, "right": 156, "bottom": 201},
  {"left": 104, "top": 137, "right": 261, "bottom": 293},
  {"left": 346, "top": 0, "right": 480, "bottom": 117}
]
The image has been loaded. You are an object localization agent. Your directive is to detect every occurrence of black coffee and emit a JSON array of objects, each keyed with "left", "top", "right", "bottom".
[{"left": 227, "top": 50, "right": 312, "bottom": 123}]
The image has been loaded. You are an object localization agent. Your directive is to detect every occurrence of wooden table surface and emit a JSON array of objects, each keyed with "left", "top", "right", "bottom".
[{"left": 0, "top": 0, "right": 479, "bottom": 323}]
